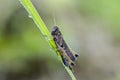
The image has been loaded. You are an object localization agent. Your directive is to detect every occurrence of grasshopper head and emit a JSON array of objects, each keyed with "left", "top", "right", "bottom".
[{"left": 51, "top": 26, "right": 60, "bottom": 35}]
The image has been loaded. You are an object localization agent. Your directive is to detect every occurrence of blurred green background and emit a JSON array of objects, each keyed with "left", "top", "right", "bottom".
[{"left": 0, "top": 0, "right": 120, "bottom": 80}]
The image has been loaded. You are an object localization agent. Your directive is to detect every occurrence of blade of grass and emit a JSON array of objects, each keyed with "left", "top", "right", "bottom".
[{"left": 19, "top": 0, "right": 77, "bottom": 80}]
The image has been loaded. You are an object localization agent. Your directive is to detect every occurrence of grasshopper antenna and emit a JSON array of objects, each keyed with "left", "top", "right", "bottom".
[{"left": 53, "top": 12, "right": 57, "bottom": 26}]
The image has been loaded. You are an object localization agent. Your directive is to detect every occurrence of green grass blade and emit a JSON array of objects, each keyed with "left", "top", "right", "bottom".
[{"left": 19, "top": 0, "right": 77, "bottom": 80}]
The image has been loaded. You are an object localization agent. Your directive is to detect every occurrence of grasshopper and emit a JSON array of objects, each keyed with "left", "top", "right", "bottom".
[{"left": 51, "top": 26, "right": 79, "bottom": 70}]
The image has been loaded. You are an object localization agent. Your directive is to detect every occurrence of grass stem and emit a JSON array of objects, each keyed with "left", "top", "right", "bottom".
[{"left": 19, "top": 0, "right": 77, "bottom": 80}]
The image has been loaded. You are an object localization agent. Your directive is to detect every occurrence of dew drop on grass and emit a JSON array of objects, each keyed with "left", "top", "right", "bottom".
[{"left": 28, "top": 14, "right": 32, "bottom": 18}]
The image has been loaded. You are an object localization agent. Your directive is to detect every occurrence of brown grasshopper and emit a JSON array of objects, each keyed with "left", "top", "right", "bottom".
[{"left": 51, "top": 26, "right": 79, "bottom": 70}]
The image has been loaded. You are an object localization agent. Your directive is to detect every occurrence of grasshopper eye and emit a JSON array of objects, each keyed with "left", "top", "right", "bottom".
[
  {"left": 51, "top": 31, "right": 55, "bottom": 35},
  {"left": 53, "top": 26, "right": 59, "bottom": 32},
  {"left": 51, "top": 26, "right": 60, "bottom": 35}
]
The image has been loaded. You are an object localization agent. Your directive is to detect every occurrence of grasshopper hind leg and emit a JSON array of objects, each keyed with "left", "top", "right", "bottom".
[
  {"left": 62, "top": 57, "right": 74, "bottom": 71},
  {"left": 75, "top": 54, "right": 79, "bottom": 58},
  {"left": 62, "top": 56, "right": 69, "bottom": 67},
  {"left": 71, "top": 50, "right": 80, "bottom": 58},
  {"left": 57, "top": 44, "right": 76, "bottom": 70}
]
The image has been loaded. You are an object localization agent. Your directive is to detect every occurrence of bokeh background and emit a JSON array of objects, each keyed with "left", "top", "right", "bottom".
[{"left": 0, "top": 0, "right": 120, "bottom": 80}]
